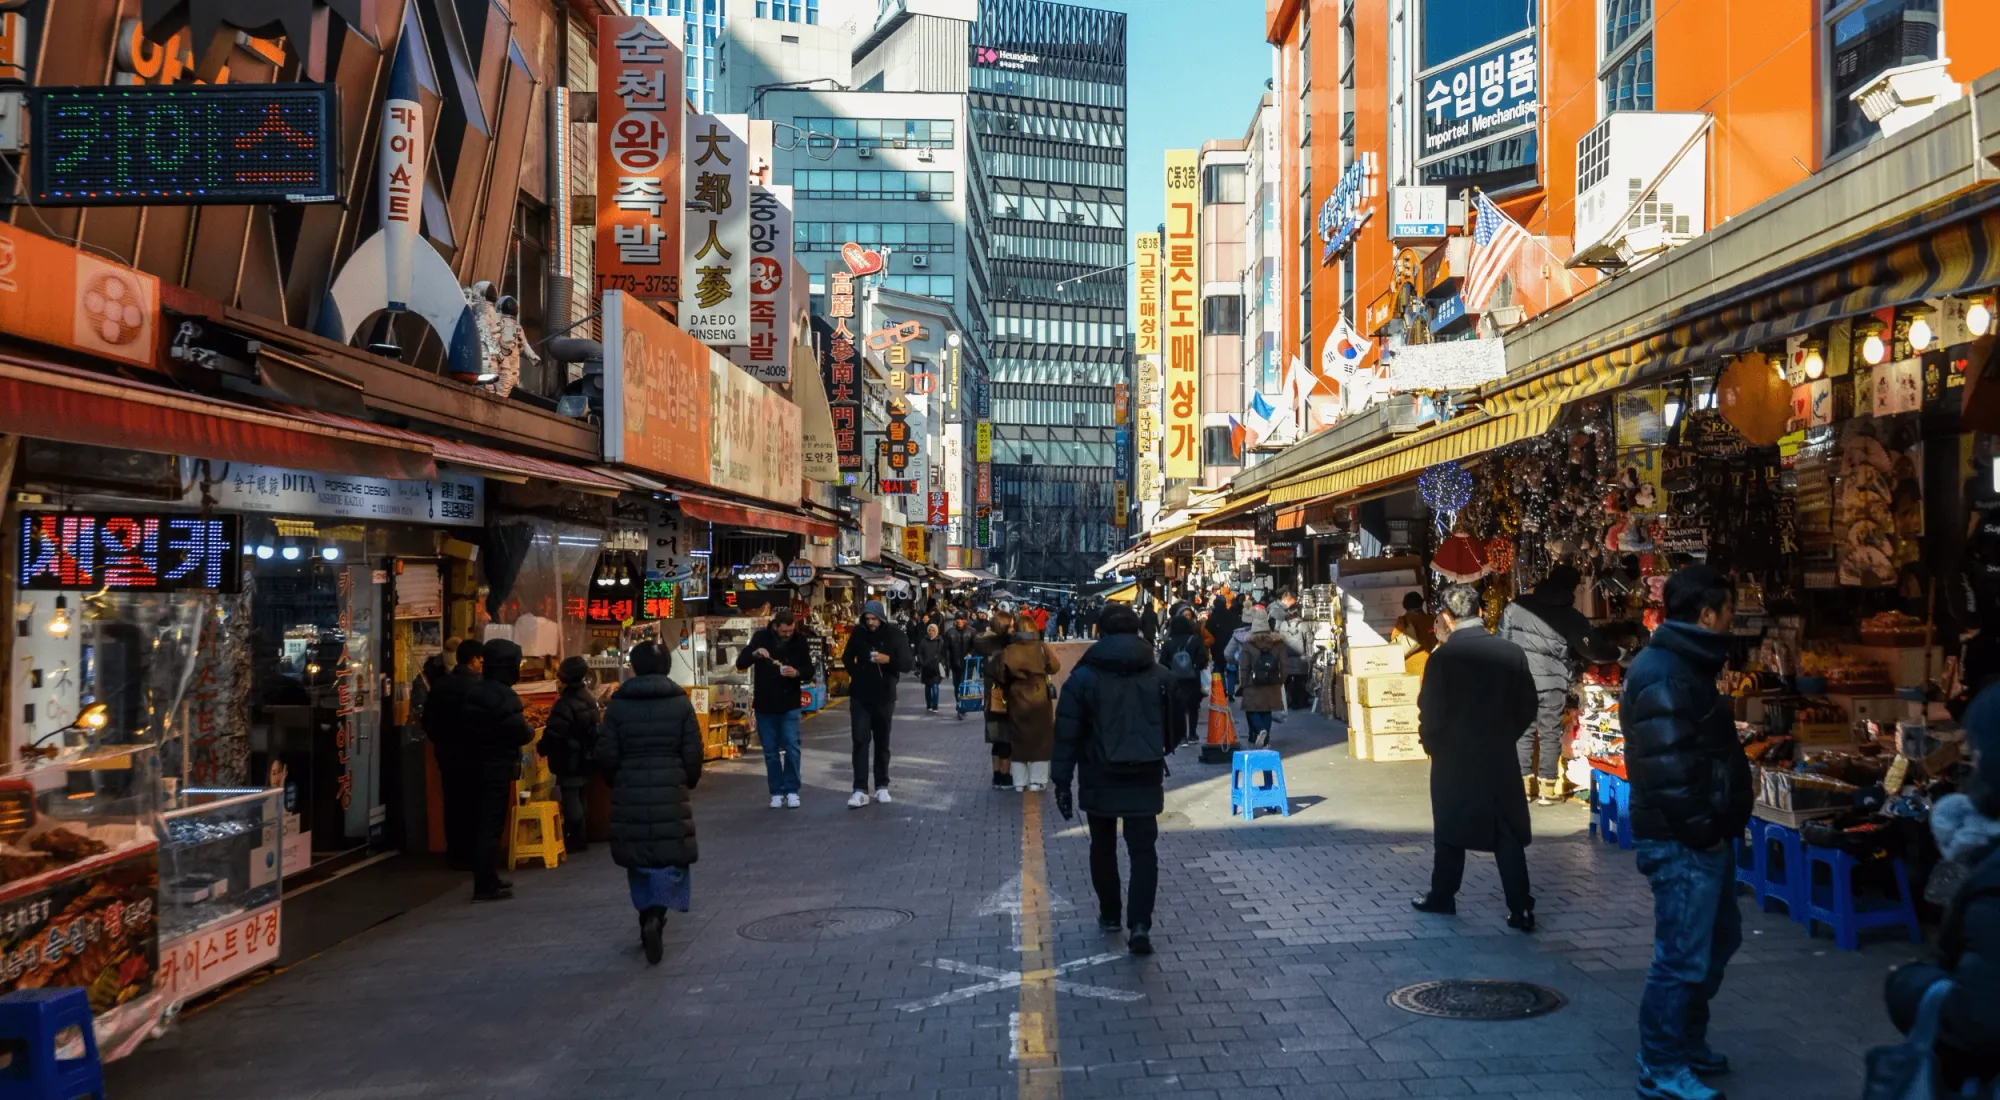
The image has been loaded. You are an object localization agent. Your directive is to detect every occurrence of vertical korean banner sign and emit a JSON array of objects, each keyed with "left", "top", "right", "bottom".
[
  {"left": 823, "top": 265, "right": 864, "bottom": 475},
  {"left": 597, "top": 16, "right": 684, "bottom": 302},
  {"left": 380, "top": 39, "right": 423, "bottom": 310},
  {"left": 683, "top": 114, "right": 752, "bottom": 345},
  {"left": 1132, "top": 232, "right": 1162, "bottom": 503},
  {"left": 1133, "top": 233, "right": 1160, "bottom": 358},
  {"left": 734, "top": 183, "right": 793, "bottom": 382},
  {"left": 1163, "top": 150, "right": 1201, "bottom": 479}
]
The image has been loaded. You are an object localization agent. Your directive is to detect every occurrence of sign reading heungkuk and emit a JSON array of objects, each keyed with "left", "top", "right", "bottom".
[
  {"left": 1162, "top": 150, "right": 1200, "bottom": 480},
  {"left": 682, "top": 114, "right": 752, "bottom": 344},
  {"left": 596, "top": 16, "right": 685, "bottom": 302}
]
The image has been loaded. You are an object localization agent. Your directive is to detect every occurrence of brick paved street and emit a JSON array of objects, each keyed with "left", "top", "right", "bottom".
[{"left": 109, "top": 670, "right": 1909, "bottom": 1100}]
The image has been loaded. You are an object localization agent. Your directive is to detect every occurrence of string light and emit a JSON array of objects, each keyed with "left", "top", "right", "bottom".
[
  {"left": 1803, "top": 343, "right": 1825, "bottom": 380},
  {"left": 47, "top": 596, "right": 70, "bottom": 638},
  {"left": 1908, "top": 315, "right": 1934, "bottom": 352},
  {"left": 1862, "top": 328, "right": 1888, "bottom": 365}
]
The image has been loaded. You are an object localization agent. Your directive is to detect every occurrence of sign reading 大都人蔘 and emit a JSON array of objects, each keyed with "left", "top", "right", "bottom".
[{"left": 1417, "top": 30, "right": 1538, "bottom": 166}]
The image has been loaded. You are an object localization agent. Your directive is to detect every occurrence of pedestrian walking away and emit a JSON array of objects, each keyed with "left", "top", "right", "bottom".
[
  {"left": 735, "top": 608, "right": 816, "bottom": 808},
  {"left": 420, "top": 638, "right": 487, "bottom": 873},
  {"left": 941, "top": 612, "right": 977, "bottom": 721},
  {"left": 594, "top": 641, "right": 704, "bottom": 966},
  {"left": 1225, "top": 609, "right": 1287, "bottom": 748},
  {"left": 974, "top": 608, "right": 1017, "bottom": 787},
  {"left": 994, "top": 621, "right": 1061, "bottom": 791},
  {"left": 1499, "top": 564, "right": 1618, "bottom": 804},
  {"left": 462, "top": 639, "right": 535, "bottom": 901},
  {"left": 1053, "top": 604, "right": 1174, "bottom": 956},
  {"left": 841, "top": 600, "right": 913, "bottom": 807},
  {"left": 538, "top": 656, "right": 602, "bottom": 851},
  {"left": 1411, "top": 585, "right": 1540, "bottom": 932},
  {"left": 1621, "top": 566, "right": 1753, "bottom": 1100},
  {"left": 1158, "top": 611, "right": 1209, "bottom": 750},
  {"left": 916, "top": 622, "right": 949, "bottom": 712},
  {"left": 1881, "top": 683, "right": 2000, "bottom": 1095}
]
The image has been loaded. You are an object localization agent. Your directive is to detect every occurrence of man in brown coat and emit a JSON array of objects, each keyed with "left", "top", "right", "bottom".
[{"left": 995, "top": 624, "right": 1061, "bottom": 791}]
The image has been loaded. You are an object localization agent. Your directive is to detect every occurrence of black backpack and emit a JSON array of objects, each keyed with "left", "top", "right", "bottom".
[
  {"left": 1096, "top": 672, "right": 1170, "bottom": 764},
  {"left": 1248, "top": 642, "right": 1285, "bottom": 687},
  {"left": 1165, "top": 638, "right": 1198, "bottom": 681}
]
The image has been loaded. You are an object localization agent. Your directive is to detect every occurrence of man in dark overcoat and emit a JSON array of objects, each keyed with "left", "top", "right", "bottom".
[{"left": 1412, "top": 585, "right": 1542, "bottom": 931}]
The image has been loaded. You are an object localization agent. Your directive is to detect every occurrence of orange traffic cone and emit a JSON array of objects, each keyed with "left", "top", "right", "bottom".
[{"left": 1200, "top": 674, "right": 1237, "bottom": 764}]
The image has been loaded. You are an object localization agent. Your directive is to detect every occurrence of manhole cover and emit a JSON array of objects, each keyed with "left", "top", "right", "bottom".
[
  {"left": 1387, "top": 980, "right": 1566, "bottom": 1020},
  {"left": 738, "top": 907, "right": 914, "bottom": 942}
]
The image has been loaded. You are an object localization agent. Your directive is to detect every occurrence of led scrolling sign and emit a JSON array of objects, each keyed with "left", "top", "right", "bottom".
[
  {"left": 29, "top": 84, "right": 341, "bottom": 205},
  {"left": 18, "top": 513, "right": 243, "bottom": 593}
]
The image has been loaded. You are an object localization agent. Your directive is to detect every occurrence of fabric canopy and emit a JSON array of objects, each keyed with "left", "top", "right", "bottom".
[
  {"left": 1197, "top": 488, "right": 1270, "bottom": 528},
  {"left": 675, "top": 490, "right": 838, "bottom": 539},
  {"left": 287, "top": 408, "right": 627, "bottom": 492},
  {"left": 0, "top": 357, "right": 435, "bottom": 480},
  {"left": 1268, "top": 406, "right": 1555, "bottom": 504}
]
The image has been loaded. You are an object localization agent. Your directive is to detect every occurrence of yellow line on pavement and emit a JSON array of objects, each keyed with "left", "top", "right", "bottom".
[{"left": 1017, "top": 794, "right": 1061, "bottom": 1100}]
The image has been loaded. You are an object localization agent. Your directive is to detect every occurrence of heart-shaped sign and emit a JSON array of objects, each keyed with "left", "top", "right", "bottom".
[{"left": 841, "top": 242, "right": 885, "bottom": 276}]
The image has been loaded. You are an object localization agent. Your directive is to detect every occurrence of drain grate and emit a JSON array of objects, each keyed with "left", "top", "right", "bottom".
[
  {"left": 738, "top": 907, "right": 915, "bottom": 943},
  {"left": 1387, "top": 979, "right": 1566, "bottom": 1020}
]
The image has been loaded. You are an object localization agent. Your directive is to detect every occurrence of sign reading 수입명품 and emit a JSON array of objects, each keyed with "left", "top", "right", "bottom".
[{"left": 1417, "top": 30, "right": 1538, "bottom": 166}]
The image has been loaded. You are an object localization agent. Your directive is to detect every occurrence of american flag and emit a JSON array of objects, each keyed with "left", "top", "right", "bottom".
[{"left": 1464, "top": 192, "right": 1530, "bottom": 313}]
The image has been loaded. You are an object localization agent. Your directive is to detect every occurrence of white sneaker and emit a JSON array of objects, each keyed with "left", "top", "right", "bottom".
[
  {"left": 770, "top": 795, "right": 784, "bottom": 809},
  {"left": 847, "top": 790, "right": 870, "bottom": 809},
  {"left": 1029, "top": 783, "right": 1044, "bottom": 792},
  {"left": 875, "top": 788, "right": 892, "bottom": 804},
  {"left": 785, "top": 793, "right": 801, "bottom": 809}
]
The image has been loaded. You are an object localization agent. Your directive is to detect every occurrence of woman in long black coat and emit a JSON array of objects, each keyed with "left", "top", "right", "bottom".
[
  {"left": 1413, "top": 585, "right": 1542, "bottom": 930},
  {"left": 595, "top": 641, "right": 705, "bottom": 965}
]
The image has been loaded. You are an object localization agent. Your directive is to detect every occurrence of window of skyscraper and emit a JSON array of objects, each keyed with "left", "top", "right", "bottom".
[
  {"left": 1420, "top": 0, "right": 1535, "bottom": 69},
  {"left": 1824, "top": 0, "right": 1940, "bottom": 156},
  {"left": 1203, "top": 295, "right": 1243, "bottom": 336},
  {"left": 1202, "top": 164, "right": 1247, "bottom": 205}
]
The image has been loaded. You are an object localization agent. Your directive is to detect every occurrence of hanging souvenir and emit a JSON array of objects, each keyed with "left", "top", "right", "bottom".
[
  {"left": 1431, "top": 533, "right": 1488, "bottom": 583},
  {"left": 1717, "top": 353, "right": 1793, "bottom": 445},
  {"left": 1416, "top": 462, "right": 1475, "bottom": 535},
  {"left": 1483, "top": 537, "right": 1515, "bottom": 574}
]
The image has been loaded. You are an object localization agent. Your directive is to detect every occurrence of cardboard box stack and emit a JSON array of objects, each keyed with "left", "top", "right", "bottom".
[{"left": 1330, "top": 558, "right": 1427, "bottom": 762}]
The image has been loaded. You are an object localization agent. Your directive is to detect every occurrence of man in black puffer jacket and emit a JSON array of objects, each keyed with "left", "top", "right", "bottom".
[
  {"left": 1620, "top": 566, "right": 1751, "bottom": 1100},
  {"left": 736, "top": 609, "right": 817, "bottom": 809},
  {"left": 538, "top": 656, "right": 601, "bottom": 851},
  {"left": 595, "top": 641, "right": 704, "bottom": 964},
  {"left": 1053, "top": 604, "right": 1173, "bottom": 956},
  {"left": 841, "top": 601, "right": 913, "bottom": 806},
  {"left": 421, "top": 639, "right": 487, "bottom": 871},
  {"left": 463, "top": 639, "right": 536, "bottom": 901}
]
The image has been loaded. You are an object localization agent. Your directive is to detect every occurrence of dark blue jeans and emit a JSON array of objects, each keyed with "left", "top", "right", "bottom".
[
  {"left": 1223, "top": 665, "right": 1239, "bottom": 697},
  {"left": 756, "top": 708, "right": 803, "bottom": 795},
  {"left": 1635, "top": 838, "right": 1742, "bottom": 1071},
  {"left": 924, "top": 681, "right": 941, "bottom": 709},
  {"left": 1244, "top": 710, "right": 1273, "bottom": 740}
]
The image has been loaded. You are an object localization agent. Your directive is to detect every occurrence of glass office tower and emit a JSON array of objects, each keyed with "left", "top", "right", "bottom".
[
  {"left": 966, "top": 0, "right": 1128, "bottom": 584},
  {"left": 622, "top": 0, "right": 726, "bottom": 111}
]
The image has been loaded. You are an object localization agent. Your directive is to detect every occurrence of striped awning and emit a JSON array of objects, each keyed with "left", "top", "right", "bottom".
[
  {"left": 1486, "top": 193, "right": 2000, "bottom": 420},
  {"left": 1267, "top": 406, "right": 1556, "bottom": 504},
  {"left": 1197, "top": 488, "right": 1270, "bottom": 527}
]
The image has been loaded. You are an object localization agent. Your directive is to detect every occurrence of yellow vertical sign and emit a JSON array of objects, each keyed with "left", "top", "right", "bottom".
[
  {"left": 1134, "top": 233, "right": 1161, "bottom": 358},
  {"left": 1163, "top": 150, "right": 1201, "bottom": 480},
  {"left": 902, "top": 526, "right": 925, "bottom": 559},
  {"left": 975, "top": 420, "right": 993, "bottom": 462}
]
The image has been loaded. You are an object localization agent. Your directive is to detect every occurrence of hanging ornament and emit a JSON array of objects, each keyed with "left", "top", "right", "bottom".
[
  {"left": 1484, "top": 537, "right": 1515, "bottom": 574},
  {"left": 1717, "top": 352, "right": 1793, "bottom": 444},
  {"left": 1417, "top": 462, "right": 1475, "bottom": 535},
  {"left": 1431, "top": 532, "right": 1488, "bottom": 583}
]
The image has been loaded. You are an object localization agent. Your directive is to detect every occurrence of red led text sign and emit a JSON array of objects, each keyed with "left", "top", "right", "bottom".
[{"left": 18, "top": 513, "right": 242, "bottom": 592}]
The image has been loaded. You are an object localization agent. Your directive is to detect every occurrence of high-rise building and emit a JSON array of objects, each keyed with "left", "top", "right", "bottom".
[
  {"left": 966, "top": 0, "right": 1128, "bottom": 583},
  {"left": 1197, "top": 139, "right": 1247, "bottom": 484},
  {"left": 621, "top": 0, "right": 727, "bottom": 111},
  {"left": 1240, "top": 94, "right": 1283, "bottom": 448}
]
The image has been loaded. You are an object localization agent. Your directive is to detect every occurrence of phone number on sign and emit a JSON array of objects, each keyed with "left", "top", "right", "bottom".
[{"left": 597, "top": 273, "right": 682, "bottom": 298}]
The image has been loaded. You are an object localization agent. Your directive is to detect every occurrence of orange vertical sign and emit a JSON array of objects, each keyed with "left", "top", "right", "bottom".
[{"left": 596, "top": 16, "right": 685, "bottom": 303}]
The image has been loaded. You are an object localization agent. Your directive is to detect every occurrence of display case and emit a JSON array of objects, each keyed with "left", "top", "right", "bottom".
[
  {"left": 156, "top": 787, "right": 284, "bottom": 1006},
  {"left": 0, "top": 744, "right": 165, "bottom": 1042}
]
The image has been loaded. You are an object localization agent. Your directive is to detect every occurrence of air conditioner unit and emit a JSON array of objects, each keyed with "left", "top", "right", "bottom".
[
  {"left": 911, "top": 255, "right": 931, "bottom": 268},
  {"left": 917, "top": 149, "right": 935, "bottom": 162},
  {"left": 1570, "top": 112, "right": 1710, "bottom": 269},
  {"left": 1064, "top": 213, "right": 1085, "bottom": 225},
  {"left": 857, "top": 146, "right": 874, "bottom": 159}
]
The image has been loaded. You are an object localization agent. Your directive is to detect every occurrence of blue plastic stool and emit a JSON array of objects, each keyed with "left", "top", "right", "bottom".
[
  {"left": 0, "top": 988, "right": 105, "bottom": 1100},
  {"left": 1230, "top": 750, "right": 1290, "bottom": 821},
  {"left": 1802, "top": 845, "right": 1922, "bottom": 951},
  {"left": 1735, "top": 818, "right": 1767, "bottom": 903},
  {"left": 1590, "top": 771, "right": 1633, "bottom": 850},
  {"left": 1755, "top": 822, "right": 1809, "bottom": 923}
]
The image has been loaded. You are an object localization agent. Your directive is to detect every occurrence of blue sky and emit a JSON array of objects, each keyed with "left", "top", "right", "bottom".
[{"left": 1098, "top": 0, "right": 1274, "bottom": 295}]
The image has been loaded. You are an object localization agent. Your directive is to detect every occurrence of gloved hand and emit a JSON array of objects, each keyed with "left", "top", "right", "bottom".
[{"left": 1053, "top": 784, "right": 1073, "bottom": 821}]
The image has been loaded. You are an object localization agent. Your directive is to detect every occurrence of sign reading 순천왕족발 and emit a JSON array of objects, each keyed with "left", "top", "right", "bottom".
[
  {"left": 30, "top": 84, "right": 341, "bottom": 205},
  {"left": 597, "top": 15, "right": 685, "bottom": 303},
  {"left": 1417, "top": 30, "right": 1539, "bottom": 166},
  {"left": 18, "top": 513, "right": 242, "bottom": 592}
]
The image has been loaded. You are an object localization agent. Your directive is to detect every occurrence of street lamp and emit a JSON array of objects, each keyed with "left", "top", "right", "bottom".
[{"left": 1055, "top": 259, "right": 1137, "bottom": 295}]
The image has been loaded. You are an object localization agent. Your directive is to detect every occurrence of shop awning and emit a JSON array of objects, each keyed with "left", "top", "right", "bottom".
[
  {"left": 0, "top": 357, "right": 436, "bottom": 480},
  {"left": 1101, "top": 580, "right": 1139, "bottom": 603},
  {"left": 881, "top": 550, "right": 930, "bottom": 579},
  {"left": 1268, "top": 406, "right": 1558, "bottom": 505},
  {"left": 675, "top": 489, "right": 839, "bottom": 540},
  {"left": 1198, "top": 488, "right": 1270, "bottom": 528},
  {"left": 286, "top": 407, "right": 627, "bottom": 491}
]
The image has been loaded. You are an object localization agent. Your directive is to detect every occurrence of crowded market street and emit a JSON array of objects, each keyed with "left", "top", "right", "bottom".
[{"left": 109, "top": 672, "right": 1901, "bottom": 1100}]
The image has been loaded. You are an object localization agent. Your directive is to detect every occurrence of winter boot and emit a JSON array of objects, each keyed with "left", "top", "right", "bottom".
[{"left": 640, "top": 906, "right": 666, "bottom": 965}]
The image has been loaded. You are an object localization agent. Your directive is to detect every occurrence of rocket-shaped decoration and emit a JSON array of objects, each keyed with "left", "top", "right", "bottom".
[{"left": 380, "top": 32, "right": 424, "bottom": 311}]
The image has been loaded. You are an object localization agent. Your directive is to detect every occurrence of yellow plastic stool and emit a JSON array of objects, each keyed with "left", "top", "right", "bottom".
[{"left": 509, "top": 800, "right": 566, "bottom": 869}]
